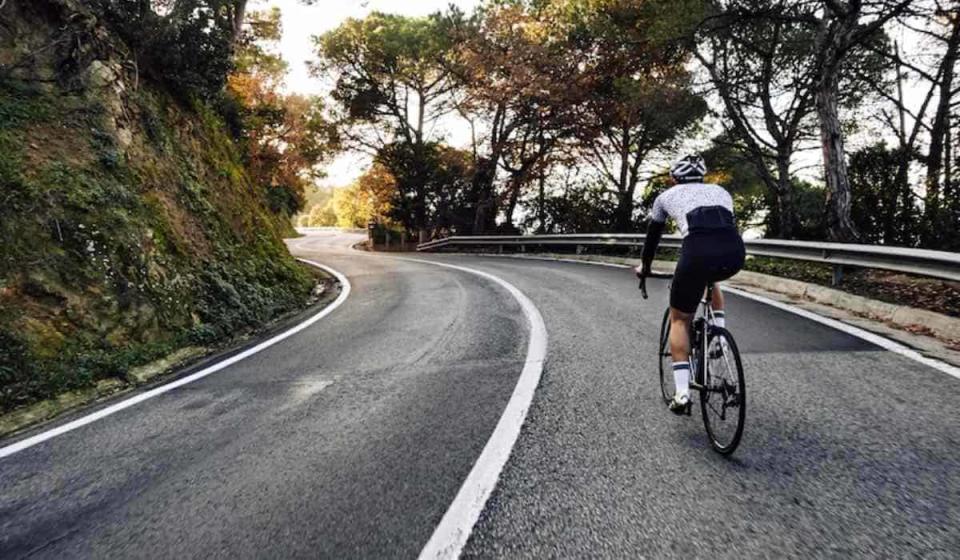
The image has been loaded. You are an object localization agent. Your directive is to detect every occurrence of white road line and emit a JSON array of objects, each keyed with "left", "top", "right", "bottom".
[
  {"left": 399, "top": 257, "right": 548, "bottom": 560},
  {"left": 0, "top": 259, "right": 351, "bottom": 460},
  {"left": 443, "top": 252, "right": 960, "bottom": 380},
  {"left": 724, "top": 287, "right": 960, "bottom": 380}
]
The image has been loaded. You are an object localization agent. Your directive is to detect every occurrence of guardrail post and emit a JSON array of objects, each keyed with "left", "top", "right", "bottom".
[
  {"left": 832, "top": 265, "right": 843, "bottom": 286},
  {"left": 498, "top": 244, "right": 503, "bottom": 254},
  {"left": 520, "top": 244, "right": 525, "bottom": 253},
  {"left": 576, "top": 245, "right": 584, "bottom": 255}
]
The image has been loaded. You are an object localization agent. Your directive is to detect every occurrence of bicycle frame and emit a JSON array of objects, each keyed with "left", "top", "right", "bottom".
[
  {"left": 641, "top": 273, "right": 717, "bottom": 393},
  {"left": 689, "top": 285, "right": 716, "bottom": 392}
]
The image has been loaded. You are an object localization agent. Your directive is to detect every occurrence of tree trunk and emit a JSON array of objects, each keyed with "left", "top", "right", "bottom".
[
  {"left": 816, "top": 71, "right": 859, "bottom": 242},
  {"left": 536, "top": 171, "right": 547, "bottom": 234},
  {"left": 924, "top": 17, "right": 960, "bottom": 242},
  {"left": 230, "top": 0, "right": 248, "bottom": 44},
  {"left": 774, "top": 155, "right": 798, "bottom": 238},
  {"left": 945, "top": 113, "right": 952, "bottom": 198},
  {"left": 613, "top": 186, "right": 636, "bottom": 233},
  {"left": 471, "top": 157, "right": 497, "bottom": 234},
  {"left": 503, "top": 176, "right": 522, "bottom": 233}
]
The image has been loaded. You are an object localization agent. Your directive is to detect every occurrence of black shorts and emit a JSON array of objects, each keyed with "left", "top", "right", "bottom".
[{"left": 671, "top": 230, "right": 745, "bottom": 314}]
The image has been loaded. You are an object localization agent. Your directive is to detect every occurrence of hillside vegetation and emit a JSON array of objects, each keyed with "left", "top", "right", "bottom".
[{"left": 0, "top": 1, "right": 314, "bottom": 412}]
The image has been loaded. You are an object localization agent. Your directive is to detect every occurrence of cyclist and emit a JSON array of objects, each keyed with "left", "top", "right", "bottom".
[{"left": 636, "top": 154, "right": 745, "bottom": 414}]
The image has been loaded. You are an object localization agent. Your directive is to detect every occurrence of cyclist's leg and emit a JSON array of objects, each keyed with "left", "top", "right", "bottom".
[
  {"left": 668, "top": 307, "right": 693, "bottom": 400},
  {"left": 710, "top": 285, "right": 726, "bottom": 328},
  {"left": 669, "top": 255, "right": 705, "bottom": 400},
  {"left": 668, "top": 307, "right": 692, "bottom": 362}
]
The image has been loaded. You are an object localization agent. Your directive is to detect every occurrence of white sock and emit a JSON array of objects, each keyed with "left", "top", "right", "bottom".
[
  {"left": 712, "top": 311, "right": 725, "bottom": 329},
  {"left": 673, "top": 361, "right": 690, "bottom": 400}
]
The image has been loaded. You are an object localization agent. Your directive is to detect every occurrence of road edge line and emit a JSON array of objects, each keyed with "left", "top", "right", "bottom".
[
  {"left": 0, "top": 259, "right": 351, "bottom": 460},
  {"left": 399, "top": 257, "right": 548, "bottom": 560},
  {"left": 438, "top": 252, "right": 960, "bottom": 380}
]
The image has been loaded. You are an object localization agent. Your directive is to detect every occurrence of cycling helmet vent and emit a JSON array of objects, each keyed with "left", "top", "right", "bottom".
[{"left": 670, "top": 154, "right": 707, "bottom": 183}]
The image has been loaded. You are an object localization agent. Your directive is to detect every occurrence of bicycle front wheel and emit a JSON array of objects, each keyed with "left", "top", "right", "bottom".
[
  {"left": 657, "top": 308, "right": 673, "bottom": 404},
  {"left": 700, "top": 327, "right": 746, "bottom": 455}
]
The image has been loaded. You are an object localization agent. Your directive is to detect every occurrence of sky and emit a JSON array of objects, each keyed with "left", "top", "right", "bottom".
[{"left": 266, "top": 0, "right": 483, "bottom": 187}]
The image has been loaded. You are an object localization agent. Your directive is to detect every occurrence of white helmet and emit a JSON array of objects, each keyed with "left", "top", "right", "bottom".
[{"left": 670, "top": 154, "right": 707, "bottom": 183}]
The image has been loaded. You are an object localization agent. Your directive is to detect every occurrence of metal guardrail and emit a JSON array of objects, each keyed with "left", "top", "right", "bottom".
[{"left": 417, "top": 234, "right": 960, "bottom": 283}]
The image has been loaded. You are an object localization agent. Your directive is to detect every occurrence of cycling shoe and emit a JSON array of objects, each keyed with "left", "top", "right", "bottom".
[{"left": 669, "top": 394, "right": 692, "bottom": 416}]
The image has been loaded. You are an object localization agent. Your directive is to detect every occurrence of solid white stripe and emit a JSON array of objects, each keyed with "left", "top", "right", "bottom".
[
  {"left": 398, "top": 257, "right": 548, "bottom": 560},
  {"left": 0, "top": 259, "right": 351, "bottom": 460}
]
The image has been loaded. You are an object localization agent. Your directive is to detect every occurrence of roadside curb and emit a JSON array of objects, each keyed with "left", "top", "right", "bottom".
[{"left": 730, "top": 270, "right": 960, "bottom": 343}]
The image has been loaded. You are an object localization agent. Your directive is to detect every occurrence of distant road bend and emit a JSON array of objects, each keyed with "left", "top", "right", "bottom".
[{"left": 2, "top": 229, "right": 957, "bottom": 558}]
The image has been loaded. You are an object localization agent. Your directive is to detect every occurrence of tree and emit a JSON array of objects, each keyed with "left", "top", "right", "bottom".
[
  {"left": 306, "top": 200, "right": 337, "bottom": 227},
  {"left": 93, "top": 0, "right": 251, "bottom": 99},
  {"left": 374, "top": 141, "right": 475, "bottom": 236},
  {"left": 450, "top": 1, "right": 582, "bottom": 233},
  {"left": 827, "top": 0, "right": 958, "bottom": 247},
  {"left": 702, "top": 137, "right": 772, "bottom": 233},
  {"left": 695, "top": 0, "right": 819, "bottom": 238},
  {"left": 848, "top": 142, "right": 921, "bottom": 244},
  {"left": 228, "top": 6, "right": 336, "bottom": 217},
  {"left": 521, "top": 177, "right": 618, "bottom": 234},
  {"left": 808, "top": 0, "right": 913, "bottom": 241},
  {"left": 332, "top": 164, "right": 397, "bottom": 228},
  {"left": 313, "top": 12, "right": 459, "bottom": 240},
  {"left": 918, "top": 2, "right": 960, "bottom": 244},
  {"left": 695, "top": 0, "right": 893, "bottom": 239},
  {"left": 580, "top": 69, "right": 706, "bottom": 231},
  {"left": 567, "top": 0, "right": 708, "bottom": 232}
]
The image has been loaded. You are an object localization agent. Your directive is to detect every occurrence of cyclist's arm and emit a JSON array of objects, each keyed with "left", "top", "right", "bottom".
[
  {"left": 640, "top": 195, "right": 668, "bottom": 274},
  {"left": 641, "top": 220, "right": 665, "bottom": 273}
]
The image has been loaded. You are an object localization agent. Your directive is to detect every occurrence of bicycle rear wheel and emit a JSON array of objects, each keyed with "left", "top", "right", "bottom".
[
  {"left": 700, "top": 327, "right": 746, "bottom": 455},
  {"left": 657, "top": 308, "right": 673, "bottom": 404}
]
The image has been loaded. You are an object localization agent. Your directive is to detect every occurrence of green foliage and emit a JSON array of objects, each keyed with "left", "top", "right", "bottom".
[
  {"left": 0, "top": 75, "right": 313, "bottom": 413},
  {"left": 93, "top": 0, "right": 243, "bottom": 100},
  {"left": 790, "top": 180, "right": 829, "bottom": 241},
  {"left": 848, "top": 142, "right": 921, "bottom": 246},
  {"left": 316, "top": 12, "right": 456, "bottom": 127},
  {"left": 376, "top": 142, "right": 474, "bottom": 234},
  {"left": 743, "top": 256, "right": 834, "bottom": 285},
  {"left": 701, "top": 142, "right": 768, "bottom": 232},
  {"left": 522, "top": 181, "right": 617, "bottom": 233}
]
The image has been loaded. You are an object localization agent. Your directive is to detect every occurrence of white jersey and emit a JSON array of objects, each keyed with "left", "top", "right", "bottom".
[{"left": 650, "top": 182, "right": 735, "bottom": 237}]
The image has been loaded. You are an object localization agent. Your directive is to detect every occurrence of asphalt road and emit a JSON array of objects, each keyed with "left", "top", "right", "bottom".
[{"left": 2, "top": 231, "right": 958, "bottom": 558}]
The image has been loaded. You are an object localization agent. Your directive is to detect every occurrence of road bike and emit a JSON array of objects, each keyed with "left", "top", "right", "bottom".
[{"left": 640, "top": 272, "right": 746, "bottom": 455}]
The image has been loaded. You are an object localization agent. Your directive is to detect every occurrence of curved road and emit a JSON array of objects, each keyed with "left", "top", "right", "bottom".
[{"left": 1, "top": 230, "right": 957, "bottom": 558}]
